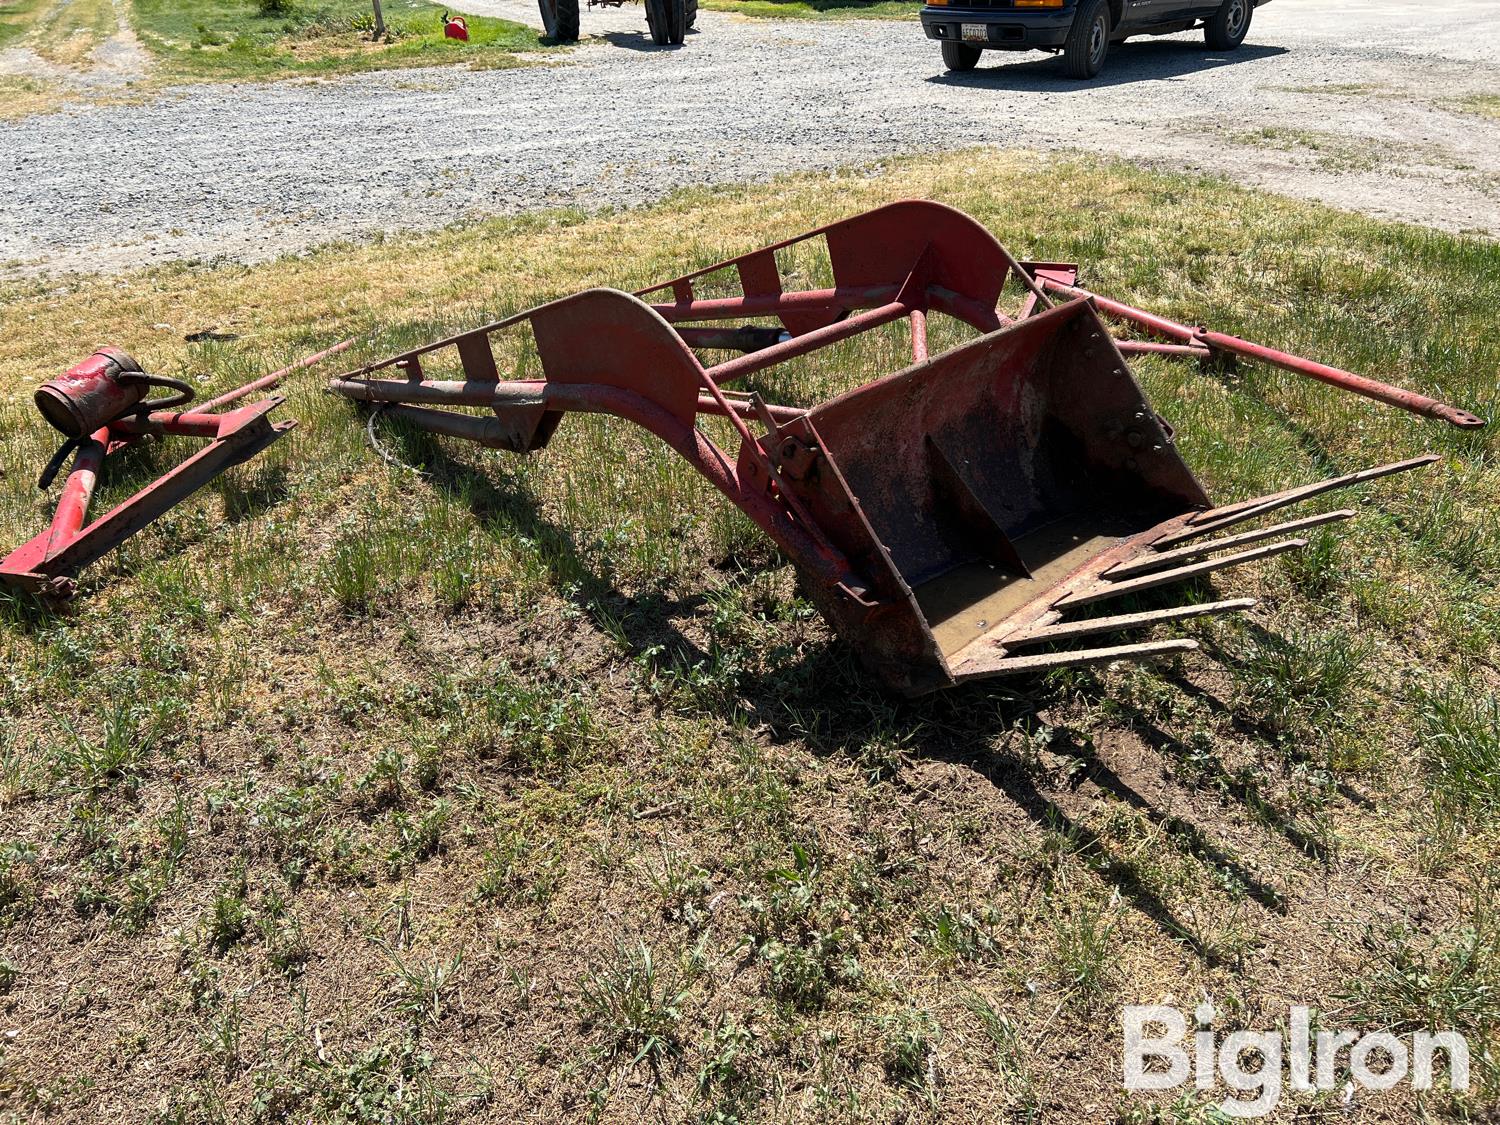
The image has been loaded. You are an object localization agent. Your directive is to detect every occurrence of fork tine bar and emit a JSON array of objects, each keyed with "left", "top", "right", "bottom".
[
  {"left": 966, "top": 639, "right": 1200, "bottom": 678},
  {"left": 1154, "top": 455, "right": 1438, "bottom": 549},
  {"left": 1107, "top": 510, "right": 1355, "bottom": 578},
  {"left": 1058, "top": 539, "right": 1307, "bottom": 608},
  {"left": 1002, "top": 598, "right": 1257, "bottom": 649}
]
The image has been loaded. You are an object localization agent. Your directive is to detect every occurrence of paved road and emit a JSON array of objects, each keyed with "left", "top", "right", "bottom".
[{"left": 1, "top": 0, "right": 1497, "bottom": 276}]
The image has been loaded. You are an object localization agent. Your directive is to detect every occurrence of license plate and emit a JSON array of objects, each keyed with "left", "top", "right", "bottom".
[{"left": 961, "top": 22, "right": 988, "bottom": 41}]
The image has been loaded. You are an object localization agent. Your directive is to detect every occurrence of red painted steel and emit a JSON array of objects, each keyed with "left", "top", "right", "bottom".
[
  {"left": 44, "top": 431, "right": 107, "bottom": 557},
  {"left": 1034, "top": 276, "right": 1485, "bottom": 429},
  {"left": 9, "top": 200, "right": 1471, "bottom": 695},
  {"left": 197, "top": 336, "right": 356, "bottom": 412},
  {"left": 35, "top": 349, "right": 146, "bottom": 437},
  {"left": 1, "top": 338, "right": 352, "bottom": 598},
  {"left": 327, "top": 201, "right": 1454, "bottom": 693}
]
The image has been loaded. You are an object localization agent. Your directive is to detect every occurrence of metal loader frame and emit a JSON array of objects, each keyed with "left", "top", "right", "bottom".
[
  {"left": 325, "top": 201, "right": 1474, "bottom": 695},
  {"left": 1, "top": 340, "right": 353, "bottom": 600},
  {"left": 4, "top": 202, "right": 1478, "bottom": 693}
]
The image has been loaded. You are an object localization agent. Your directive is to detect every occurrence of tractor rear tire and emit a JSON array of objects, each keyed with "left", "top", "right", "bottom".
[
  {"left": 646, "top": 0, "right": 686, "bottom": 44},
  {"left": 941, "top": 41, "right": 981, "bottom": 71},
  {"left": 1062, "top": 0, "right": 1110, "bottom": 78},
  {"left": 685, "top": 0, "right": 698, "bottom": 28},
  {"left": 540, "top": 0, "right": 579, "bottom": 41},
  {"left": 1204, "top": 0, "right": 1251, "bottom": 49}
]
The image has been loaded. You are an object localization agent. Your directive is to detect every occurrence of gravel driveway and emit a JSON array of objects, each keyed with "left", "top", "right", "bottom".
[{"left": 2, "top": 0, "right": 1497, "bottom": 276}]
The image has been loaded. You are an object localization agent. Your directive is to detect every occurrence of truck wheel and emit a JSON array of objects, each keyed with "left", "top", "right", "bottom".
[
  {"left": 941, "top": 41, "right": 981, "bottom": 72},
  {"left": 539, "top": 0, "right": 579, "bottom": 41},
  {"left": 1062, "top": 0, "right": 1110, "bottom": 79},
  {"left": 646, "top": 0, "right": 686, "bottom": 44},
  {"left": 1204, "top": 0, "right": 1251, "bottom": 49},
  {"left": 685, "top": 0, "right": 697, "bottom": 28}
]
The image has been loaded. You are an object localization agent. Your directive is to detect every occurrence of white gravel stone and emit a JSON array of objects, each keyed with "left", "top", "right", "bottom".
[{"left": 1, "top": 0, "right": 1497, "bottom": 277}]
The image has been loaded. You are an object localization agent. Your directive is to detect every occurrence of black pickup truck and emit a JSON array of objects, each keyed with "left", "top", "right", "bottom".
[{"left": 922, "top": 0, "right": 1268, "bottom": 78}]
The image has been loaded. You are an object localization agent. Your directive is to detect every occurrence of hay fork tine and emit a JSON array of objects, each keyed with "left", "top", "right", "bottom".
[
  {"left": 1156, "top": 455, "right": 1439, "bottom": 548},
  {"left": 1105, "top": 510, "right": 1355, "bottom": 579},
  {"left": 1000, "top": 598, "right": 1257, "bottom": 649},
  {"left": 959, "top": 639, "right": 1200, "bottom": 679},
  {"left": 1057, "top": 539, "right": 1308, "bottom": 609}
]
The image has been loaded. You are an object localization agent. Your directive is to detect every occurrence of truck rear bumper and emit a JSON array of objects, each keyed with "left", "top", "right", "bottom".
[{"left": 919, "top": 7, "right": 1072, "bottom": 49}]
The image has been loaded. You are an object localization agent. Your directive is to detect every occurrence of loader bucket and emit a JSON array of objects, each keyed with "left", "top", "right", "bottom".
[{"left": 764, "top": 300, "right": 1207, "bottom": 693}]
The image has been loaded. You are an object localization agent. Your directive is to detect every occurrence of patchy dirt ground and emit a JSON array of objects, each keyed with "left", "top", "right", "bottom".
[
  {"left": 1, "top": 0, "right": 1498, "bottom": 277},
  {"left": 0, "top": 140, "right": 1496, "bottom": 1125},
  {"left": 0, "top": 0, "right": 150, "bottom": 87}
]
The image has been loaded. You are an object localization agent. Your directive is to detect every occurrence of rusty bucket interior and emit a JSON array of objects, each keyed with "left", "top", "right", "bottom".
[{"left": 766, "top": 299, "right": 1207, "bottom": 691}]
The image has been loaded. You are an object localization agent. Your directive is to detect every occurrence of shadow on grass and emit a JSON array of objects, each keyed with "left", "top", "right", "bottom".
[
  {"left": 217, "top": 463, "right": 294, "bottom": 524},
  {"left": 413, "top": 434, "right": 719, "bottom": 663},
  {"left": 373, "top": 408, "right": 1312, "bottom": 967},
  {"left": 1109, "top": 696, "right": 1334, "bottom": 866},
  {"left": 734, "top": 633, "right": 1296, "bottom": 967}
]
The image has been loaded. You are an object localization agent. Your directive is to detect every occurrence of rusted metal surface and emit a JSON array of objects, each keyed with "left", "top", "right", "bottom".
[
  {"left": 1, "top": 341, "right": 352, "bottom": 600},
  {"left": 328, "top": 200, "right": 1458, "bottom": 695},
  {"left": 35, "top": 348, "right": 150, "bottom": 437}
]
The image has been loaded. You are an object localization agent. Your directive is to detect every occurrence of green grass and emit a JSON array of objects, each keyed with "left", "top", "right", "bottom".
[
  {"left": 129, "top": 0, "right": 552, "bottom": 80},
  {"left": 579, "top": 940, "right": 689, "bottom": 1075},
  {"left": 1230, "top": 125, "right": 1385, "bottom": 174},
  {"left": 0, "top": 151, "right": 1496, "bottom": 1121},
  {"left": 0, "top": 0, "right": 50, "bottom": 49},
  {"left": 0, "top": 0, "right": 126, "bottom": 104},
  {"left": 0, "top": 74, "right": 60, "bottom": 122},
  {"left": 1414, "top": 675, "right": 1500, "bottom": 818},
  {"left": 700, "top": 0, "right": 917, "bottom": 20},
  {"left": 0, "top": 0, "right": 552, "bottom": 117},
  {"left": 1276, "top": 82, "right": 1389, "bottom": 97}
]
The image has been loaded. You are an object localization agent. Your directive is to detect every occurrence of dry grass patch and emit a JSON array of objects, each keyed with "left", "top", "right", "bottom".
[
  {"left": 0, "top": 73, "right": 63, "bottom": 118},
  {"left": 1455, "top": 93, "right": 1500, "bottom": 121}
]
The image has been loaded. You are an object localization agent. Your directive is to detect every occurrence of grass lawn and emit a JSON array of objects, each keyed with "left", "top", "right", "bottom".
[
  {"left": 0, "top": 74, "right": 60, "bottom": 120},
  {"left": 0, "top": 0, "right": 552, "bottom": 114},
  {"left": 0, "top": 0, "right": 49, "bottom": 49},
  {"left": 700, "top": 0, "right": 917, "bottom": 20},
  {"left": 129, "top": 0, "right": 551, "bottom": 80},
  {"left": 0, "top": 151, "right": 1497, "bottom": 1123},
  {"left": 0, "top": 0, "right": 117, "bottom": 63}
]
